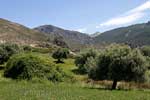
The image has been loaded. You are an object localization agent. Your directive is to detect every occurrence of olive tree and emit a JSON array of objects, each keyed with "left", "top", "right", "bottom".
[
  {"left": 89, "top": 44, "right": 147, "bottom": 90},
  {"left": 75, "top": 49, "right": 97, "bottom": 74},
  {"left": 52, "top": 48, "right": 69, "bottom": 63}
]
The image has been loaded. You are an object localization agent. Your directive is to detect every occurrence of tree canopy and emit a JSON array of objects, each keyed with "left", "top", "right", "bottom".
[
  {"left": 75, "top": 49, "right": 97, "bottom": 74},
  {"left": 52, "top": 48, "right": 69, "bottom": 63},
  {"left": 88, "top": 44, "right": 148, "bottom": 89}
]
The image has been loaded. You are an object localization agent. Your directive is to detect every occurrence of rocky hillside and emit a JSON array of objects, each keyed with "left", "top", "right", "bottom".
[{"left": 34, "top": 25, "right": 93, "bottom": 50}]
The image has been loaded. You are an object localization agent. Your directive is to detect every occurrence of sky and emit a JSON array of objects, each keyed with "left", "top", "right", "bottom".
[{"left": 0, "top": 0, "right": 150, "bottom": 34}]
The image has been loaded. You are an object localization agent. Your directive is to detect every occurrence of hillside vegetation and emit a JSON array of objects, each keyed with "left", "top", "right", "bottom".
[{"left": 94, "top": 22, "right": 150, "bottom": 47}]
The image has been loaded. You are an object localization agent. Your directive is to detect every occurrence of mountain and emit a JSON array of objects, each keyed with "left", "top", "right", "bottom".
[
  {"left": 34, "top": 25, "right": 93, "bottom": 50},
  {"left": 90, "top": 32, "right": 101, "bottom": 37},
  {"left": 94, "top": 21, "right": 150, "bottom": 47},
  {"left": 0, "top": 18, "right": 52, "bottom": 47},
  {"left": 1, "top": 18, "right": 150, "bottom": 50}
]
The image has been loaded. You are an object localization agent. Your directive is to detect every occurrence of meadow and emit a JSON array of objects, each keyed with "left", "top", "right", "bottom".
[
  {"left": 0, "top": 57, "right": 149, "bottom": 100},
  {"left": 0, "top": 81, "right": 149, "bottom": 100}
]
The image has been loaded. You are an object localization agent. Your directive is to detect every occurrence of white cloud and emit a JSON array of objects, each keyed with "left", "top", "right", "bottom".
[
  {"left": 76, "top": 28, "right": 87, "bottom": 33},
  {"left": 96, "top": 1, "right": 150, "bottom": 28},
  {"left": 128, "top": 1, "right": 150, "bottom": 14},
  {"left": 99, "top": 12, "right": 144, "bottom": 27}
]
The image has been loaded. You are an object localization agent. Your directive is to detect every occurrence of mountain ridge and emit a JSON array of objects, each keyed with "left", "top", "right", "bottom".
[
  {"left": 34, "top": 24, "right": 93, "bottom": 50},
  {"left": 0, "top": 18, "right": 150, "bottom": 49},
  {"left": 93, "top": 22, "right": 150, "bottom": 47}
]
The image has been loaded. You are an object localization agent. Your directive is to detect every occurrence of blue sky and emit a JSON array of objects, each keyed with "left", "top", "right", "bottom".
[{"left": 0, "top": 0, "right": 150, "bottom": 34}]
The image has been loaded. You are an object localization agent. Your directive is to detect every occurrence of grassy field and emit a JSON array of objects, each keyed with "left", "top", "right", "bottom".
[
  {"left": 0, "top": 57, "right": 150, "bottom": 100},
  {"left": 0, "top": 81, "right": 149, "bottom": 100}
]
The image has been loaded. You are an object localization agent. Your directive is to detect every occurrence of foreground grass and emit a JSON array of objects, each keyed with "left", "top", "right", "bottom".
[
  {"left": 0, "top": 81, "right": 149, "bottom": 100},
  {"left": 0, "top": 54, "right": 149, "bottom": 100}
]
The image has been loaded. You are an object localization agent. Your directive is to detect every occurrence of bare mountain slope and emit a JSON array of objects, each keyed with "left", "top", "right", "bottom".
[{"left": 0, "top": 18, "right": 51, "bottom": 46}]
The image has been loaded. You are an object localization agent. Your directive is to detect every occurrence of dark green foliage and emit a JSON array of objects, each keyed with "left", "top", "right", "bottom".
[
  {"left": 4, "top": 53, "right": 66, "bottom": 82},
  {"left": 23, "top": 45, "right": 32, "bottom": 52},
  {"left": 0, "top": 43, "right": 21, "bottom": 64},
  {"left": 140, "top": 46, "right": 150, "bottom": 69},
  {"left": 75, "top": 49, "right": 97, "bottom": 74},
  {"left": 53, "top": 35, "right": 69, "bottom": 48},
  {"left": 0, "top": 47, "right": 8, "bottom": 64},
  {"left": 52, "top": 48, "right": 69, "bottom": 63},
  {"left": 140, "top": 46, "right": 150, "bottom": 57},
  {"left": 88, "top": 44, "right": 147, "bottom": 89}
]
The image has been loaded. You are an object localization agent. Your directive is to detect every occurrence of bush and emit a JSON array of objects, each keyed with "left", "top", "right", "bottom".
[
  {"left": 52, "top": 48, "right": 69, "bottom": 63},
  {"left": 4, "top": 53, "right": 66, "bottom": 82},
  {"left": 23, "top": 45, "right": 32, "bottom": 52},
  {"left": 0, "top": 47, "right": 8, "bottom": 64},
  {"left": 75, "top": 49, "right": 97, "bottom": 74},
  {"left": 0, "top": 43, "right": 21, "bottom": 64},
  {"left": 140, "top": 46, "right": 150, "bottom": 57},
  {"left": 140, "top": 46, "right": 150, "bottom": 70}
]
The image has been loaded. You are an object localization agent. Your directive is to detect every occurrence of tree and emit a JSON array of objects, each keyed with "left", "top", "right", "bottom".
[
  {"left": 75, "top": 49, "right": 97, "bottom": 74},
  {"left": 88, "top": 44, "right": 147, "bottom": 90},
  {"left": 52, "top": 48, "right": 69, "bottom": 63},
  {"left": 53, "top": 35, "right": 69, "bottom": 48}
]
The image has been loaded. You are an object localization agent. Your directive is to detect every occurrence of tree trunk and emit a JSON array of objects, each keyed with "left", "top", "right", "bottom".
[
  {"left": 57, "top": 59, "right": 63, "bottom": 63},
  {"left": 58, "top": 59, "right": 61, "bottom": 63},
  {"left": 111, "top": 80, "right": 117, "bottom": 90}
]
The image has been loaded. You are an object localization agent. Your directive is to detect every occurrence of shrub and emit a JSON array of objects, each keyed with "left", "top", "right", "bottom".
[
  {"left": 0, "top": 47, "right": 8, "bottom": 64},
  {"left": 4, "top": 53, "right": 66, "bottom": 82},
  {"left": 140, "top": 46, "right": 150, "bottom": 69},
  {"left": 52, "top": 48, "right": 69, "bottom": 63},
  {"left": 23, "top": 45, "right": 32, "bottom": 52},
  {"left": 140, "top": 46, "right": 150, "bottom": 57},
  {"left": 75, "top": 49, "right": 97, "bottom": 74},
  {"left": 0, "top": 43, "right": 21, "bottom": 64}
]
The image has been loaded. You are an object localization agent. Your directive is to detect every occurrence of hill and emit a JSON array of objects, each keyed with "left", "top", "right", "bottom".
[
  {"left": 1, "top": 18, "right": 150, "bottom": 49},
  {"left": 94, "top": 21, "right": 150, "bottom": 47},
  {"left": 34, "top": 25, "right": 93, "bottom": 50},
  {"left": 0, "top": 18, "right": 52, "bottom": 47}
]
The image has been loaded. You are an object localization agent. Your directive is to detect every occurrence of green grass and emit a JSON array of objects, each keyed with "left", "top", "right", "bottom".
[
  {"left": 52, "top": 57, "right": 87, "bottom": 81},
  {"left": 0, "top": 54, "right": 149, "bottom": 100},
  {"left": 0, "top": 81, "right": 149, "bottom": 100}
]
